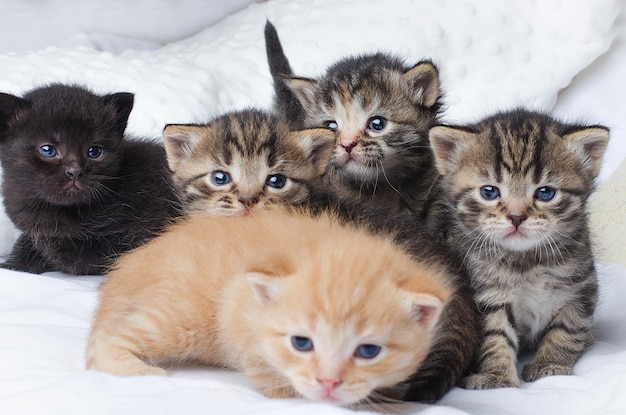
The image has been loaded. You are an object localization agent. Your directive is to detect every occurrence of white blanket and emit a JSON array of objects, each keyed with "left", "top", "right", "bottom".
[{"left": 0, "top": 1, "right": 625, "bottom": 414}]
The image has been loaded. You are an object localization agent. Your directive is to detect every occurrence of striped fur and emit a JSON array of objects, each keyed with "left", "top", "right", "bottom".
[
  {"left": 163, "top": 109, "right": 334, "bottom": 216},
  {"left": 264, "top": 21, "right": 441, "bottom": 215},
  {"left": 428, "top": 109, "right": 609, "bottom": 389}
]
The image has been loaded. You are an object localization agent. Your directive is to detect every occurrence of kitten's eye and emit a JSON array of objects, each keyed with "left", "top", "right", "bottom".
[
  {"left": 291, "top": 336, "right": 314, "bottom": 352},
  {"left": 324, "top": 121, "right": 338, "bottom": 132},
  {"left": 87, "top": 145, "right": 104, "bottom": 159},
  {"left": 535, "top": 186, "right": 556, "bottom": 201},
  {"left": 210, "top": 171, "right": 231, "bottom": 186},
  {"left": 367, "top": 116, "right": 387, "bottom": 132},
  {"left": 39, "top": 145, "right": 58, "bottom": 158},
  {"left": 354, "top": 344, "right": 381, "bottom": 359},
  {"left": 266, "top": 174, "right": 287, "bottom": 189},
  {"left": 480, "top": 185, "right": 501, "bottom": 201}
]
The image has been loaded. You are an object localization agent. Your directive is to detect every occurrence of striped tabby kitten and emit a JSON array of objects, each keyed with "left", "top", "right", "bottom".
[
  {"left": 428, "top": 109, "right": 609, "bottom": 389},
  {"left": 87, "top": 207, "right": 452, "bottom": 406},
  {"left": 162, "top": 109, "right": 334, "bottom": 216},
  {"left": 264, "top": 21, "right": 441, "bottom": 215},
  {"left": 265, "top": 23, "right": 480, "bottom": 402}
]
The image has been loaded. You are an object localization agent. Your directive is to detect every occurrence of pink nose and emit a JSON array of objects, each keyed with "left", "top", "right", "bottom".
[
  {"left": 317, "top": 377, "right": 342, "bottom": 391},
  {"left": 340, "top": 139, "right": 357, "bottom": 152}
]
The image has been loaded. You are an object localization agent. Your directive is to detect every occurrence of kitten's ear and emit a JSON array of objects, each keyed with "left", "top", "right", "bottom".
[
  {"left": 285, "top": 77, "right": 318, "bottom": 110},
  {"left": 403, "top": 292, "right": 445, "bottom": 331},
  {"left": 290, "top": 128, "right": 336, "bottom": 175},
  {"left": 403, "top": 61, "right": 440, "bottom": 108},
  {"left": 563, "top": 127, "right": 610, "bottom": 179},
  {"left": 162, "top": 125, "right": 205, "bottom": 171},
  {"left": 103, "top": 92, "right": 134, "bottom": 137},
  {"left": 428, "top": 126, "right": 475, "bottom": 175},
  {"left": 246, "top": 272, "right": 284, "bottom": 306},
  {"left": 0, "top": 93, "right": 31, "bottom": 139}
]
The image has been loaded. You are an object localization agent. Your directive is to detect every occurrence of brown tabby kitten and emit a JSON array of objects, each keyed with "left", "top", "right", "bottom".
[
  {"left": 428, "top": 109, "right": 609, "bottom": 389},
  {"left": 264, "top": 21, "right": 441, "bottom": 215},
  {"left": 265, "top": 23, "right": 480, "bottom": 403},
  {"left": 87, "top": 207, "right": 453, "bottom": 407},
  {"left": 162, "top": 109, "right": 335, "bottom": 216}
]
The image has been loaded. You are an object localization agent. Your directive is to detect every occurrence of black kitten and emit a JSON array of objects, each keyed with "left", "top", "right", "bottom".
[{"left": 0, "top": 84, "right": 182, "bottom": 275}]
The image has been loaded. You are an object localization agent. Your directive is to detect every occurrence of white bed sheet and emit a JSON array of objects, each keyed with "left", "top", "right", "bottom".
[{"left": 0, "top": 1, "right": 625, "bottom": 414}]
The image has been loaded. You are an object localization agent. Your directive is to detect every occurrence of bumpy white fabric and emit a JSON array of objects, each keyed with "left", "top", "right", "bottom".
[
  {"left": 0, "top": 0, "right": 618, "bottom": 136},
  {"left": 0, "top": 2, "right": 625, "bottom": 415}
]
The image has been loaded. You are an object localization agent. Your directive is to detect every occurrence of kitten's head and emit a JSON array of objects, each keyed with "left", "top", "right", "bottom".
[
  {"left": 282, "top": 54, "right": 441, "bottom": 187},
  {"left": 163, "top": 110, "right": 334, "bottom": 216},
  {"left": 0, "top": 84, "right": 133, "bottom": 206},
  {"left": 429, "top": 109, "right": 609, "bottom": 252},
  {"left": 242, "top": 226, "right": 451, "bottom": 405}
]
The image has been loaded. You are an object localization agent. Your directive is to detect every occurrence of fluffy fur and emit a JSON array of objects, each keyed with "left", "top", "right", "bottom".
[
  {"left": 0, "top": 84, "right": 181, "bottom": 275},
  {"left": 162, "top": 109, "right": 334, "bottom": 216},
  {"left": 265, "top": 21, "right": 441, "bottom": 215},
  {"left": 86, "top": 207, "right": 453, "bottom": 407},
  {"left": 428, "top": 108, "right": 609, "bottom": 389}
]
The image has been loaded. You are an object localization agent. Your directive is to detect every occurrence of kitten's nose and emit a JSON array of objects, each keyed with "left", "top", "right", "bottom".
[
  {"left": 509, "top": 214, "right": 528, "bottom": 229},
  {"left": 317, "top": 377, "right": 342, "bottom": 391},
  {"left": 340, "top": 139, "right": 357, "bottom": 153},
  {"left": 238, "top": 195, "right": 259, "bottom": 207},
  {"left": 65, "top": 167, "right": 84, "bottom": 180}
]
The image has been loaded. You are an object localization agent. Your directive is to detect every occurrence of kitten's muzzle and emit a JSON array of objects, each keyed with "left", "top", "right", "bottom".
[{"left": 238, "top": 195, "right": 259, "bottom": 207}]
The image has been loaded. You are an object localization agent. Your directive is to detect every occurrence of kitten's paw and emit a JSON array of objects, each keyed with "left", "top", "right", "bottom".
[
  {"left": 259, "top": 385, "right": 298, "bottom": 399},
  {"left": 461, "top": 373, "right": 520, "bottom": 390},
  {"left": 522, "top": 363, "right": 573, "bottom": 382},
  {"left": 401, "top": 377, "right": 449, "bottom": 403}
]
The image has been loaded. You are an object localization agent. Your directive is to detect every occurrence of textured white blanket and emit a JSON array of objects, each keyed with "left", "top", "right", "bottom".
[{"left": 0, "top": 1, "right": 624, "bottom": 414}]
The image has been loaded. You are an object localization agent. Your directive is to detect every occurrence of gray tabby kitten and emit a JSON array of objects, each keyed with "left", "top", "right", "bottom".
[
  {"left": 266, "top": 22, "right": 482, "bottom": 403},
  {"left": 428, "top": 109, "right": 609, "bottom": 389},
  {"left": 264, "top": 21, "right": 441, "bottom": 215},
  {"left": 162, "top": 109, "right": 335, "bottom": 216}
]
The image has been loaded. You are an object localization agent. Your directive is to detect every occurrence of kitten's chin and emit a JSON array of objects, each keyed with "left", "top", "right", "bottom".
[
  {"left": 48, "top": 190, "right": 91, "bottom": 206},
  {"left": 297, "top": 385, "right": 369, "bottom": 407},
  {"left": 334, "top": 159, "right": 380, "bottom": 184},
  {"left": 499, "top": 233, "right": 541, "bottom": 252}
]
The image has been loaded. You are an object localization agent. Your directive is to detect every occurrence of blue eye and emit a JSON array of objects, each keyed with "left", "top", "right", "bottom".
[
  {"left": 39, "top": 145, "right": 57, "bottom": 158},
  {"left": 266, "top": 174, "right": 287, "bottom": 189},
  {"left": 480, "top": 185, "right": 500, "bottom": 201},
  {"left": 211, "top": 171, "right": 231, "bottom": 186},
  {"left": 367, "top": 116, "right": 387, "bottom": 132},
  {"left": 535, "top": 186, "right": 556, "bottom": 201},
  {"left": 354, "top": 344, "right": 381, "bottom": 359},
  {"left": 291, "top": 336, "right": 314, "bottom": 352},
  {"left": 87, "top": 145, "right": 103, "bottom": 159},
  {"left": 325, "top": 121, "right": 338, "bottom": 132}
]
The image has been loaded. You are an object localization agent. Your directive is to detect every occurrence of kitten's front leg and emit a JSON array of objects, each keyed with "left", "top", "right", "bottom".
[
  {"left": 463, "top": 303, "right": 520, "bottom": 389},
  {"left": 244, "top": 361, "right": 299, "bottom": 399},
  {"left": 402, "top": 280, "right": 482, "bottom": 402},
  {"left": 0, "top": 234, "right": 54, "bottom": 274},
  {"left": 522, "top": 293, "right": 596, "bottom": 382}
]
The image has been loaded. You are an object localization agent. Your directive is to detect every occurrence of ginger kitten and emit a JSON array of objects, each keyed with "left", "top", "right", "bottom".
[
  {"left": 163, "top": 109, "right": 334, "bottom": 216},
  {"left": 86, "top": 207, "right": 454, "bottom": 406},
  {"left": 428, "top": 109, "right": 609, "bottom": 389},
  {"left": 264, "top": 21, "right": 441, "bottom": 215}
]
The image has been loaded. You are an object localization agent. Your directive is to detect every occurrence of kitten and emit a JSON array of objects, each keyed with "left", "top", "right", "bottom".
[
  {"left": 264, "top": 21, "right": 441, "bottom": 215},
  {"left": 0, "top": 83, "right": 181, "bottom": 275},
  {"left": 162, "top": 109, "right": 335, "bottom": 216},
  {"left": 265, "top": 23, "right": 481, "bottom": 402},
  {"left": 428, "top": 109, "right": 609, "bottom": 389},
  {"left": 86, "top": 207, "right": 453, "bottom": 406}
]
